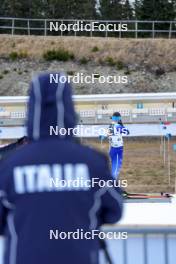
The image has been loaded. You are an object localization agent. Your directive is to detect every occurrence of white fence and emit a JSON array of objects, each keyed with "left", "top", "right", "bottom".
[
  {"left": 0, "top": 107, "right": 176, "bottom": 125},
  {"left": 0, "top": 18, "right": 176, "bottom": 38},
  {"left": 1, "top": 227, "right": 176, "bottom": 264},
  {"left": 101, "top": 226, "right": 176, "bottom": 264}
]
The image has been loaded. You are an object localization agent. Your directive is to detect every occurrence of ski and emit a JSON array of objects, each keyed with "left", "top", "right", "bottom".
[{"left": 123, "top": 192, "right": 173, "bottom": 199}]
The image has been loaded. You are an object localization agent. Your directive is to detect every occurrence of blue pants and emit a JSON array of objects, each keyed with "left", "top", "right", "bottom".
[{"left": 109, "top": 147, "right": 123, "bottom": 179}]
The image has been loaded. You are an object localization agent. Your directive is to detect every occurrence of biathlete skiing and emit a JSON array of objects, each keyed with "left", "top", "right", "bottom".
[{"left": 108, "top": 112, "right": 129, "bottom": 180}]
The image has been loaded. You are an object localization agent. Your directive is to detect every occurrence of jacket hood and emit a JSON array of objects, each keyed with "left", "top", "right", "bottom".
[{"left": 27, "top": 72, "right": 76, "bottom": 140}]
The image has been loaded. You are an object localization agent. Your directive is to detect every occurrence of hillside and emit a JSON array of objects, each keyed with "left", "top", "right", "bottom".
[{"left": 0, "top": 35, "right": 176, "bottom": 95}]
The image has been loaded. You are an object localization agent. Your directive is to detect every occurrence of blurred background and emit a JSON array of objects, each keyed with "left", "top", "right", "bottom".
[{"left": 0, "top": 1, "right": 176, "bottom": 264}]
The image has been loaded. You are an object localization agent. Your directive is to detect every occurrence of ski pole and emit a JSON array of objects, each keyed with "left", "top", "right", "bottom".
[{"left": 163, "top": 135, "right": 166, "bottom": 165}]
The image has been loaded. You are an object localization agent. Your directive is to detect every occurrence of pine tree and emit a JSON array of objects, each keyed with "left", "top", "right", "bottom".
[
  {"left": 45, "top": 0, "right": 96, "bottom": 19},
  {"left": 65, "top": 0, "right": 96, "bottom": 19},
  {"left": 121, "top": 0, "right": 133, "bottom": 19},
  {"left": 29, "top": 0, "right": 48, "bottom": 18},
  {"left": 133, "top": 0, "right": 176, "bottom": 36},
  {"left": 99, "top": 0, "right": 123, "bottom": 20},
  {"left": 45, "top": 0, "right": 65, "bottom": 18},
  {"left": 134, "top": 0, "right": 176, "bottom": 21},
  {"left": 1, "top": 0, "right": 22, "bottom": 17},
  {"left": 133, "top": 0, "right": 141, "bottom": 19},
  {"left": 0, "top": 0, "right": 4, "bottom": 16}
]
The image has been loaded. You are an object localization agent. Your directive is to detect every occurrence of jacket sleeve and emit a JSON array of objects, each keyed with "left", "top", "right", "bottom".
[
  {"left": 89, "top": 155, "right": 123, "bottom": 229},
  {"left": 0, "top": 190, "right": 8, "bottom": 235},
  {"left": 0, "top": 163, "right": 10, "bottom": 235}
]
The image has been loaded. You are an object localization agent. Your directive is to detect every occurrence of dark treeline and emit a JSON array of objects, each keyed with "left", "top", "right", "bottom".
[{"left": 0, "top": 0, "right": 176, "bottom": 20}]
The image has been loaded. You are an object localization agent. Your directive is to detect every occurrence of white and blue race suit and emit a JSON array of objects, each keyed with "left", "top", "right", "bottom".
[{"left": 108, "top": 123, "right": 129, "bottom": 179}]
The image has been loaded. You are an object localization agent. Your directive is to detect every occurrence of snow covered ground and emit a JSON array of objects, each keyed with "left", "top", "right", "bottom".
[{"left": 119, "top": 195, "right": 176, "bottom": 226}]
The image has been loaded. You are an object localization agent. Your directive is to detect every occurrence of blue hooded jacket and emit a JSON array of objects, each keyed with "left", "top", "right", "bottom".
[{"left": 0, "top": 73, "right": 123, "bottom": 264}]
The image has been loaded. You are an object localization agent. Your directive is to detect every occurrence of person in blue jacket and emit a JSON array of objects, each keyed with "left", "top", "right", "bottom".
[
  {"left": 0, "top": 72, "right": 123, "bottom": 264},
  {"left": 108, "top": 112, "right": 129, "bottom": 179}
]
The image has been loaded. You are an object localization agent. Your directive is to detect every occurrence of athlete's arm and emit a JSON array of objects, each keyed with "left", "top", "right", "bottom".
[
  {"left": 116, "top": 125, "right": 130, "bottom": 136},
  {"left": 107, "top": 124, "right": 113, "bottom": 137}
]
